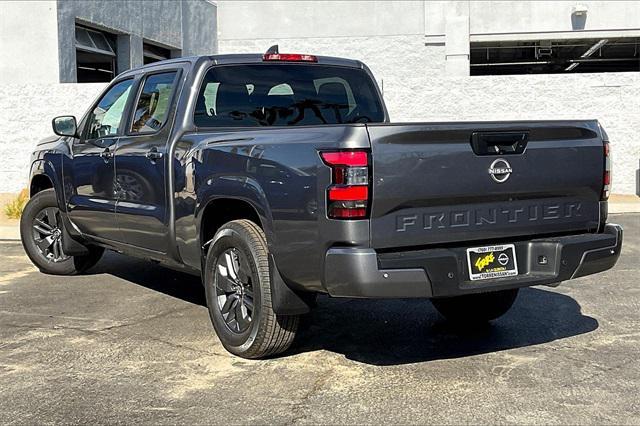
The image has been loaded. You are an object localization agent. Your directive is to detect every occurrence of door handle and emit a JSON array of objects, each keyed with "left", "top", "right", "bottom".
[
  {"left": 145, "top": 148, "right": 163, "bottom": 161},
  {"left": 100, "top": 149, "right": 113, "bottom": 161},
  {"left": 470, "top": 131, "right": 529, "bottom": 155}
]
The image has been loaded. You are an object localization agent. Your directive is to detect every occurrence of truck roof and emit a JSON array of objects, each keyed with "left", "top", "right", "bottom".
[{"left": 123, "top": 53, "right": 365, "bottom": 77}]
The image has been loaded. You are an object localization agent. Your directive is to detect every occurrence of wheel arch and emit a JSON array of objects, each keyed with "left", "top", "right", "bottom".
[
  {"left": 29, "top": 160, "right": 65, "bottom": 210},
  {"left": 195, "top": 172, "right": 276, "bottom": 251},
  {"left": 199, "top": 197, "right": 266, "bottom": 250},
  {"left": 30, "top": 173, "right": 54, "bottom": 197}
]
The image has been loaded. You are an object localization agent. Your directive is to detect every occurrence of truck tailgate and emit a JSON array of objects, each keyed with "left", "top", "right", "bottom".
[{"left": 366, "top": 121, "right": 604, "bottom": 249}]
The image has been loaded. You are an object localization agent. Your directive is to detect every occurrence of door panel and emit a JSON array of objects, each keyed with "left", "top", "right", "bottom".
[
  {"left": 114, "top": 139, "right": 167, "bottom": 251},
  {"left": 66, "top": 137, "right": 121, "bottom": 239},
  {"left": 66, "top": 79, "right": 134, "bottom": 240},
  {"left": 114, "top": 71, "right": 179, "bottom": 252}
]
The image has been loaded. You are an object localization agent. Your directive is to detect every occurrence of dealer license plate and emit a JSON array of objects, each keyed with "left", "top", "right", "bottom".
[{"left": 466, "top": 244, "right": 518, "bottom": 281}]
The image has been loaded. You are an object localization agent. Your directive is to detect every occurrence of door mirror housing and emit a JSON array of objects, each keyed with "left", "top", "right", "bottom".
[{"left": 52, "top": 116, "right": 78, "bottom": 137}]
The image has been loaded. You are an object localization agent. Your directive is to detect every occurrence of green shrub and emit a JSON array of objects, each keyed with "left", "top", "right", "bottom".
[{"left": 4, "top": 189, "right": 29, "bottom": 219}]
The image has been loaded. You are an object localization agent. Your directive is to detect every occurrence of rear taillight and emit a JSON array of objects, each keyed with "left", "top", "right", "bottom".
[
  {"left": 602, "top": 141, "right": 611, "bottom": 200},
  {"left": 262, "top": 53, "right": 318, "bottom": 62},
  {"left": 320, "top": 151, "right": 370, "bottom": 219}
]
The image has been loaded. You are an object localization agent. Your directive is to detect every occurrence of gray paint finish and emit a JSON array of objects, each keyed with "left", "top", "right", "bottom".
[
  {"left": 28, "top": 54, "right": 620, "bottom": 305},
  {"left": 56, "top": 0, "right": 217, "bottom": 82}
]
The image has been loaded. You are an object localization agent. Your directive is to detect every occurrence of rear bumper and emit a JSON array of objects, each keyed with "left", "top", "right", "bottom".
[{"left": 323, "top": 223, "right": 623, "bottom": 298}]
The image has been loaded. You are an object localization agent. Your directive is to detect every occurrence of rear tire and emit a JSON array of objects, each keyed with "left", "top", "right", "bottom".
[
  {"left": 204, "top": 219, "right": 299, "bottom": 359},
  {"left": 20, "top": 189, "right": 104, "bottom": 275},
  {"left": 431, "top": 288, "right": 519, "bottom": 324}
]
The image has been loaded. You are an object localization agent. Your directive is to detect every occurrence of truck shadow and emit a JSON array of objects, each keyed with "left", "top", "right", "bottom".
[
  {"left": 291, "top": 289, "right": 598, "bottom": 365},
  {"left": 89, "top": 251, "right": 207, "bottom": 306},
  {"left": 91, "top": 252, "right": 598, "bottom": 366}
]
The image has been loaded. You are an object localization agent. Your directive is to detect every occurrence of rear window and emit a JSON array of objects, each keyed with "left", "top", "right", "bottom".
[{"left": 194, "top": 64, "right": 384, "bottom": 127}]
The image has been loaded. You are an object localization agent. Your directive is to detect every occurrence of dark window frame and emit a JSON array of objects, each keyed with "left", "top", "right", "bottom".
[{"left": 127, "top": 69, "right": 182, "bottom": 136}]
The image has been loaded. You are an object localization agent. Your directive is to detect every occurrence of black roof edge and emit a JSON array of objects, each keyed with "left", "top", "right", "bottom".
[{"left": 118, "top": 53, "right": 364, "bottom": 78}]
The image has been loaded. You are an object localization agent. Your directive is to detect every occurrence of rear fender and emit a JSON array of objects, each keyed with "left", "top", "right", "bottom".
[
  {"left": 195, "top": 175, "right": 275, "bottom": 249},
  {"left": 196, "top": 176, "right": 311, "bottom": 314}
]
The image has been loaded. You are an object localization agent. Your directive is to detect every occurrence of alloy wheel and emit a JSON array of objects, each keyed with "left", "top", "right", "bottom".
[
  {"left": 31, "top": 207, "right": 69, "bottom": 263},
  {"left": 214, "top": 248, "right": 255, "bottom": 333}
]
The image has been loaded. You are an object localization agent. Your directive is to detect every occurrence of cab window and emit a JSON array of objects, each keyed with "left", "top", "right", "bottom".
[
  {"left": 131, "top": 71, "right": 178, "bottom": 134},
  {"left": 194, "top": 64, "right": 384, "bottom": 127},
  {"left": 85, "top": 79, "right": 133, "bottom": 140}
]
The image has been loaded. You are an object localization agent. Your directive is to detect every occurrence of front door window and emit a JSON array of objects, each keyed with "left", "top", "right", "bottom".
[{"left": 85, "top": 79, "right": 133, "bottom": 141}]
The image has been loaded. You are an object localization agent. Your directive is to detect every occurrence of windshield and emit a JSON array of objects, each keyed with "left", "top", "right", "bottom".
[{"left": 194, "top": 64, "right": 385, "bottom": 127}]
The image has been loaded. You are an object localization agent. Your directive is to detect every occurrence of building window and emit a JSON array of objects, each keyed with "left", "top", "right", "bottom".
[
  {"left": 470, "top": 38, "right": 640, "bottom": 76},
  {"left": 75, "top": 25, "right": 117, "bottom": 83},
  {"left": 143, "top": 43, "right": 171, "bottom": 65}
]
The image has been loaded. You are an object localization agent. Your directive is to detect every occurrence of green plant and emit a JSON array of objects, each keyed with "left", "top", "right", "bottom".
[{"left": 4, "top": 189, "right": 29, "bottom": 219}]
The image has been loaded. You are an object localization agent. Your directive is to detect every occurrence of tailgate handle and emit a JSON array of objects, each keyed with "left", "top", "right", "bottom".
[{"left": 471, "top": 131, "right": 528, "bottom": 155}]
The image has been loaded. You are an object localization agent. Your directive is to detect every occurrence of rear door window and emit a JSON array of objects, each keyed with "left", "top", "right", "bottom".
[
  {"left": 131, "top": 71, "right": 178, "bottom": 133},
  {"left": 194, "top": 64, "right": 384, "bottom": 127}
]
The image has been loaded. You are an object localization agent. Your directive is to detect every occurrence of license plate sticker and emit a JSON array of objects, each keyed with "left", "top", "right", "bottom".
[{"left": 466, "top": 244, "right": 518, "bottom": 281}]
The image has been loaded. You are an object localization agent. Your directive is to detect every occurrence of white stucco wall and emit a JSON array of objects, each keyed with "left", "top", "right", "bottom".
[
  {"left": 217, "top": 1, "right": 426, "bottom": 39},
  {"left": 426, "top": 1, "right": 640, "bottom": 38},
  {"left": 0, "top": 1, "right": 60, "bottom": 84},
  {"left": 0, "top": 84, "right": 106, "bottom": 192},
  {"left": 218, "top": 1, "right": 640, "bottom": 41}
]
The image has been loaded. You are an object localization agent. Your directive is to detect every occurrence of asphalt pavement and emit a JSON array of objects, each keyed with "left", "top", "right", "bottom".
[{"left": 0, "top": 214, "right": 638, "bottom": 424}]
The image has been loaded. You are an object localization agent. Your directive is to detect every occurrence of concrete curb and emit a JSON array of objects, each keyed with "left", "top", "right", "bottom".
[
  {"left": 0, "top": 225, "right": 20, "bottom": 241},
  {"left": 609, "top": 204, "right": 640, "bottom": 214},
  {"left": 609, "top": 195, "right": 640, "bottom": 213}
]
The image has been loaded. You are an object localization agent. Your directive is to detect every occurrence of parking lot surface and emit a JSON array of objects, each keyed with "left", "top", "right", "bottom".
[{"left": 1, "top": 214, "right": 638, "bottom": 425}]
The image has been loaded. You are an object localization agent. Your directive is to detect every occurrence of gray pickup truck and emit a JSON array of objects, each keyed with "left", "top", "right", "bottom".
[{"left": 21, "top": 49, "right": 622, "bottom": 358}]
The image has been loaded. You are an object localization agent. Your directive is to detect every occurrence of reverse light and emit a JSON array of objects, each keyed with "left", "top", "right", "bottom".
[
  {"left": 262, "top": 53, "right": 318, "bottom": 62},
  {"left": 321, "top": 151, "right": 370, "bottom": 219},
  {"left": 602, "top": 141, "right": 611, "bottom": 200}
]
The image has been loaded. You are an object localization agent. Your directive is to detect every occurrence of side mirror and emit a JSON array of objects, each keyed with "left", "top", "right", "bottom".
[{"left": 52, "top": 115, "right": 78, "bottom": 138}]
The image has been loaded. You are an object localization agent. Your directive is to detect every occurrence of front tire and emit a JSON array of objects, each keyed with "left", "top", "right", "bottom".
[
  {"left": 204, "top": 219, "right": 299, "bottom": 359},
  {"left": 431, "top": 288, "right": 519, "bottom": 324},
  {"left": 20, "top": 189, "right": 103, "bottom": 275}
]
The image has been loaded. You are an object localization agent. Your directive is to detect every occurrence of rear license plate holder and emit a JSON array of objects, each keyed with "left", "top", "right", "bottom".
[{"left": 466, "top": 244, "right": 518, "bottom": 281}]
